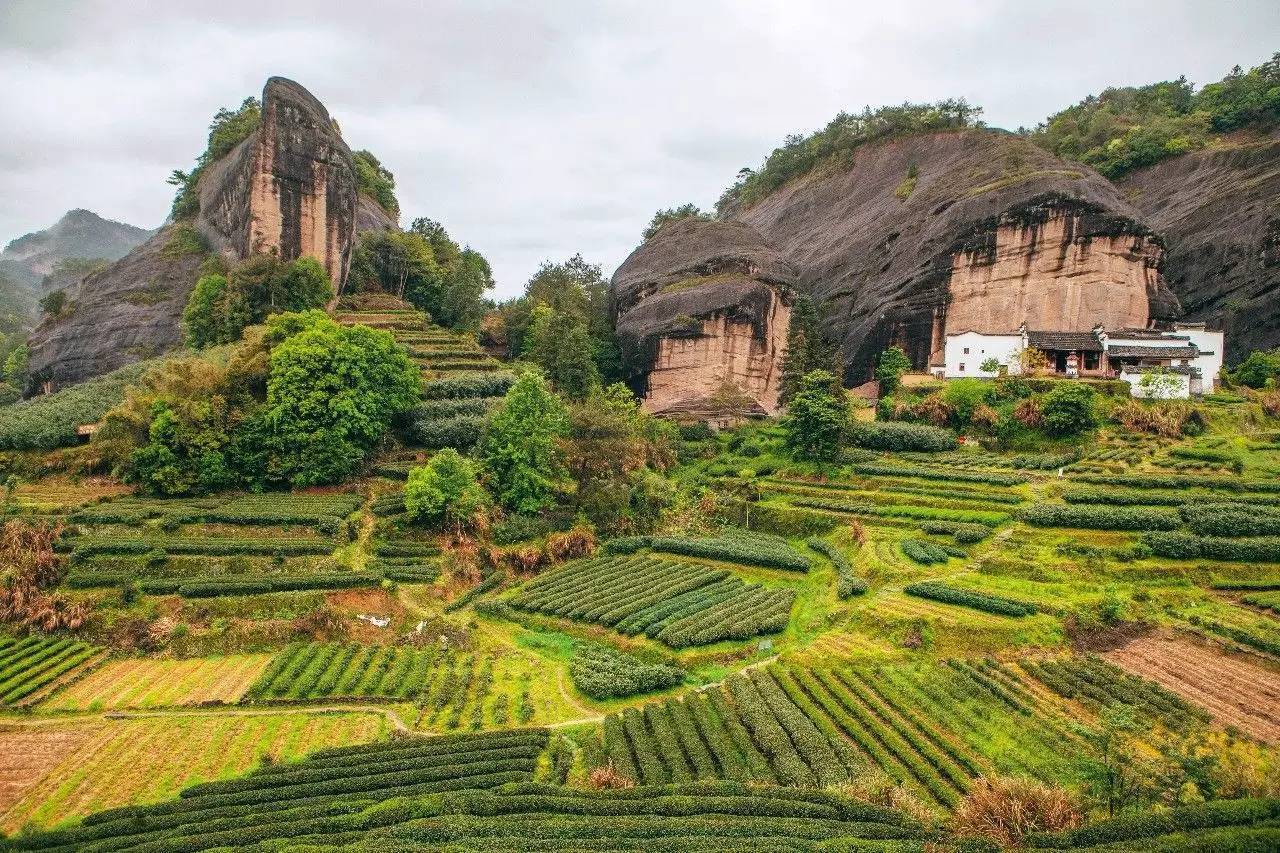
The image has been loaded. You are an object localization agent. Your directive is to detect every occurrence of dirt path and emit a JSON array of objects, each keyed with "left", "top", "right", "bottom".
[{"left": 1104, "top": 632, "right": 1280, "bottom": 744}]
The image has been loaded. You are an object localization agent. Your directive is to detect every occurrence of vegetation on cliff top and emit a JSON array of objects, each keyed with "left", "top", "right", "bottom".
[
  {"left": 167, "top": 97, "right": 262, "bottom": 220},
  {"left": 352, "top": 149, "right": 400, "bottom": 217},
  {"left": 1032, "top": 53, "right": 1280, "bottom": 178},
  {"left": 716, "top": 99, "right": 983, "bottom": 213}
]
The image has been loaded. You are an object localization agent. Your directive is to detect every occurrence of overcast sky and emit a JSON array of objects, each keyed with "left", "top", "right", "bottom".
[{"left": 1, "top": 1, "right": 1276, "bottom": 299}]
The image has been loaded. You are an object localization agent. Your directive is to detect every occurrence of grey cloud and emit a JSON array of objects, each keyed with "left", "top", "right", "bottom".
[{"left": 1, "top": 0, "right": 1277, "bottom": 300}]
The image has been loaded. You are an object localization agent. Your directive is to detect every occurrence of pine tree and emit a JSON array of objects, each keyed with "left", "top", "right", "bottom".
[{"left": 780, "top": 296, "right": 838, "bottom": 404}]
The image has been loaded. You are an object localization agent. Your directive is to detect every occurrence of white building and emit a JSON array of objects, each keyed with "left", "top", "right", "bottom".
[
  {"left": 941, "top": 330, "right": 1024, "bottom": 379},
  {"left": 936, "top": 322, "right": 1225, "bottom": 399}
]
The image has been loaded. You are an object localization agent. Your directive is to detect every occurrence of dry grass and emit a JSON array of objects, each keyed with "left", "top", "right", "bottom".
[{"left": 952, "top": 777, "right": 1081, "bottom": 848}]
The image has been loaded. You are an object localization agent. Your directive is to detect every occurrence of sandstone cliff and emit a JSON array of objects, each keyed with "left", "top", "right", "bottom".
[
  {"left": 1118, "top": 132, "right": 1280, "bottom": 364},
  {"left": 29, "top": 78, "right": 366, "bottom": 391},
  {"left": 729, "top": 130, "right": 1180, "bottom": 381},
  {"left": 612, "top": 219, "right": 796, "bottom": 415}
]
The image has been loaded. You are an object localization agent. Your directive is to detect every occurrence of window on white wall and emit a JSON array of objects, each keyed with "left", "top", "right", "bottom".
[
  {"left": 959, "top": 363, "right": 965, "bottom": 372},
  {"left": 963, "top": 347, "right": 970, "bottom": 354}
]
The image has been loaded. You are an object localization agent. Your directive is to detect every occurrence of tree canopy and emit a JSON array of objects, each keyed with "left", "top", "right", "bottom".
[
  {"left": 718, "top": 100, "right": 982, "bottom": 213},
  {"left": 783, "top": 370, "right": 850, "bottom": 462},
  {"left": 1032, "top": 54, "right": 1280, "bottom": 178},
  {"left": 352, "top": 149, "right": 399, "bottom": 217},
  {"left": 479, "top": 371, "right": 569, "bottom": 514},
  {"left": 110, "top": 311, "right": 419, "bottom": 494},
  {"left": 642, "top": 204, "right": 711, "bottom": 240},
  {"left": 183, "top": 255, "right": 332, "bottom": 349},
  {"left": 347, "top": 218, "right": 493, "bottom": 331}
]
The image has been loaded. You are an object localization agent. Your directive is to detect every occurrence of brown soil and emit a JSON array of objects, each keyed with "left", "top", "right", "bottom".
[
  {"left": 0, "top": 724, "right": 97, "bottom": 815},
  {"left": 1104, "top": 632, "right": 1280, "bottom": 744}
]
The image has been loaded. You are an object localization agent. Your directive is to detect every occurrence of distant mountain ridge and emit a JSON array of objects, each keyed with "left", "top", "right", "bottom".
[
  {"left": 0, "top": 209, "right": 152, "bottom": 329},
  {"left": 2, "top": 209, "right": 153, "bottom": 277}
]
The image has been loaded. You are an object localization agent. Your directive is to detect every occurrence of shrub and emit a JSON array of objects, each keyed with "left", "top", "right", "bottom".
[
  {"left": 422, "top": 372, "right": 515, "bottom": 400},
  {"left": 848, "top": 420, "right": 958, "bottom": 452},
  {"left": 1019, "top": 503, "right": 1180, "bottom": 531},
  {"left": 411, "top": 413, "right": 486, "bottom": 449},
  {"left": 1179, "top": 503, "right": 1280, "bottom": 537},
  {"left": 442, "top": 571, "right": 503, "bottom": 613},
  {"left": 900, "top": 538, "right": 952, "bottom": 565},
  {"left": 807, "top": 537, "right": 866, "bottom": 597},
  {"left": 1041, "top": 384, "right": 1098, "bottom": 436},
  {"left": 1144, "top": 532, "right": 1280, "bottom": 563},
  {"left": 568, "top": 642, "right": 684, "bottom": 699},
  {"left": 1028, "top": 797, "right": 1280, "bottom": 849},
  {"left": 602, "top": 536, "right": 651, "bottom": 555},
  {"left": 904, "top": 581, "right": 1036, "bottom": 616},
  {"left": 850, "top": 461, "right": 1027, "bottom": 486},
  {"left": 650, "top": 529, "right": 812, "bottom": 572},
  {"left": 414, "top": 398, "right": 490, "bottom": 420}
]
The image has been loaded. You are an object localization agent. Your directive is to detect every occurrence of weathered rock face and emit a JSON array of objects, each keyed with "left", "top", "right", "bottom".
[
  {"left": 728, "top": 130, "right": 1181, "bottom": 381},
  {"left": 29, "top": 77, "right": 362, "bottom": 390},
  {"left": 25, "top": 225, "right": 206, "bottom": 389},
  {"left": 197, "top": 77, "right": 358, "bottom": 284},
  {"left": 355, "top": 193, "right": 399, "bottom": 235},
  {"left": 1119, "top": 132, "right": 1280, "bottom": 364},
  {"left": 612, "top": 219, "right": 796, "bottom": 415},
  {"left": 936, "top": 200, "right": 1173, "bottom": 363}
]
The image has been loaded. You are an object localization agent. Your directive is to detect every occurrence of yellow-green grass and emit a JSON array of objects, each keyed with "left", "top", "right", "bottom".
[
  {"left": 42, "top": 654, "right": 272, "bottom": 711},
  {"left": 0, "top": 710, "right": 385, "bottom": 832}
]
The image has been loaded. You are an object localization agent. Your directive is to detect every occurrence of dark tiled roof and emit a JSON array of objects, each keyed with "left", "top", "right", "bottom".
[
  {"left": 1107, "top": 344, "right": 1200, "bottom": 358},
  {"left": 1121, "top": 364, "right": 1201, "bottom": 376},
  {"left": 1026, "top": 330, "right": 1102, "bottom": 352}
]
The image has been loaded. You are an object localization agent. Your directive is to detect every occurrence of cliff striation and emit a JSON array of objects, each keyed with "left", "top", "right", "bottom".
[
  {"left": 28, "top": 77, "right": 366, "bottom": 391},
  {"left": 729, "top": 130, "right": 1180, "bottom": 382},
  {"left": 612, "top": 219, "right": 796, "bottom": 415},
  {"left": 1119, "top": 132, "right": 1280, "bottom": 364}
]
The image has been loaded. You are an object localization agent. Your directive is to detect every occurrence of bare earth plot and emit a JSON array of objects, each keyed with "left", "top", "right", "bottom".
[
  {"left": 1104, "top": 633, "right": 1280, "bottom": 744},
  {"left": 0, "top": 710, "right": 385, "bottom": 832},
  {"left": 0, "top": 724, "right": 100, "bottom": 819},
  {"left": 43, "top": 654, "right": 272, "bottom": 711}
]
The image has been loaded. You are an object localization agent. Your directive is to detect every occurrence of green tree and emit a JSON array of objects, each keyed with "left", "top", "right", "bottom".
[
  {"left": 169, "top": 97, "right": 262, "bottom": 219},
  {"left": 1041, "top": 383, "right": 1098, "bottom": 436},
  {"left": 874, "top": 346, "right": 911, "bottom": 395},
  {"left": 38, "top": 289, "right": 68, "bottom": 318},
  {"left": 2, "top": 345, "right": 29, "bottom": 386},
  {"left": 783, "top": 370, "right": 850, "bottom": 462},
  {"left": 348, "top": 230, "right": 441, "bottom": 307},
  {"left": 563, "top": 383, "right": 676, "bottom": 535},
  {"left": 718, "top": 100, "right": 983, "bottom": 212},
  {"left": 479, "top": 371, "right": 569, "bottom": 513},
  {"left": 255, "top": 312, "right": 420, "bottom": 487},
  {"left": 182, "top": 256, "right": 332, "bottom": 349},
  {"left": 1229, "top": 348, "right": 1280, "bottom": 389},
  {"left": 941, "top": 378, "right": 994, "bottom": 426},
  {"left": 501, "top": 255, "right": 619, "bottom": 381},
  {"left": 182, "top": 273, "right": 230, "bottom": 348},
  {"left": 642, "top": 203, "right": 711, "bottom": 240},
  {"left": 780, "top": 296, "right": 838, "bottom": 403},
  {"left": 1033, "top": 54, "right": 1280, "bottom": 179},
  {"left": 405, "top": 449, "right": 489, "bottom": 532},
  {"left": 524, "top": 304, "right": 601, "bottom": 400},
  {"left": 127, "top": 397, "right": 237, "bottom": 496}
]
